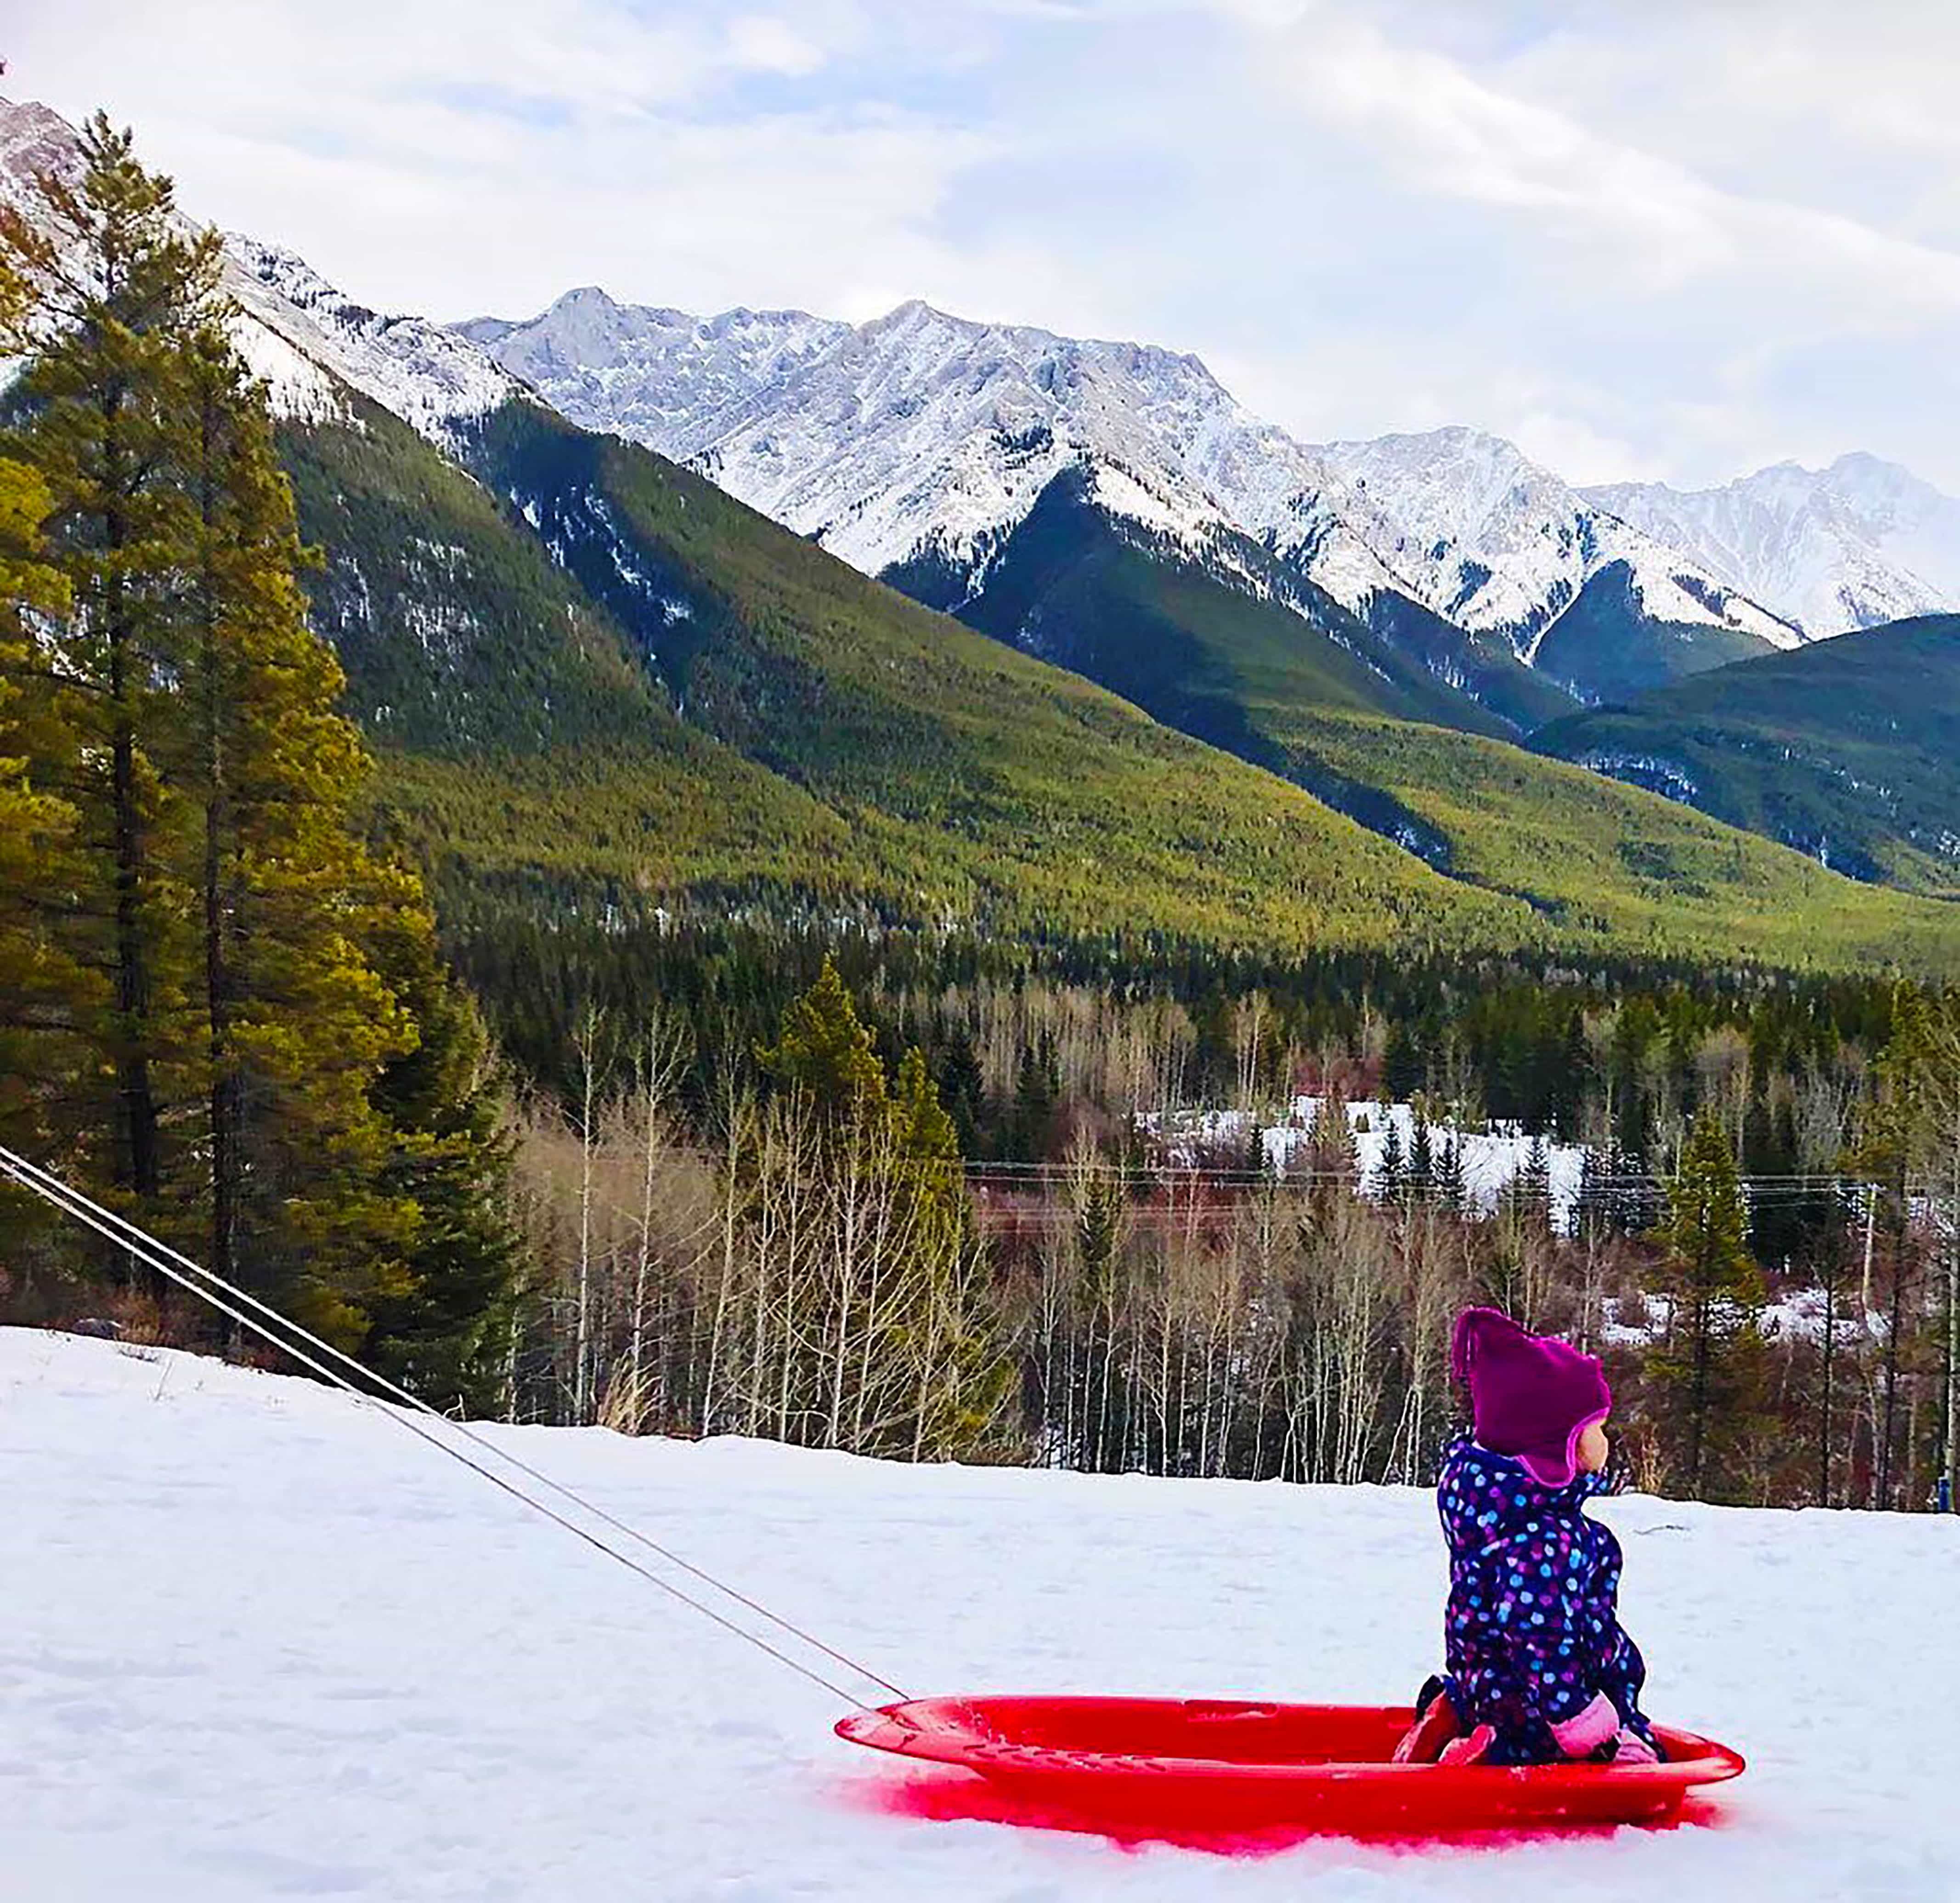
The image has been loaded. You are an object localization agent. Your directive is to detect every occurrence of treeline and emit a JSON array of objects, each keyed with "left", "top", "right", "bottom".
[
  {"left": 508, "top": 957, "right": 1960, "bottom": 1511},
  {"left": 449, "top": 906, "right": 1900, "bottom": 1158},
  {"left": 0, "top": 119, "right": 517, "bottom": 1406}
]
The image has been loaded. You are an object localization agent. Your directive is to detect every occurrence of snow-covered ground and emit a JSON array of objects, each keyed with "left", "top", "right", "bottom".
[
  {"left": 1157, "top": 1097, "right": 1587, "bottom": 1223},
  {"left": 3, "top": 1328, "right": 1955, "bottom": 1901}
]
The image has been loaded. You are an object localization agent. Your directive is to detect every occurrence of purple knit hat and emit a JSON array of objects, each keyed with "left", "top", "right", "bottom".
[{"left": 1450, "top": 1307, "right": 1611, "bottom": 1488}]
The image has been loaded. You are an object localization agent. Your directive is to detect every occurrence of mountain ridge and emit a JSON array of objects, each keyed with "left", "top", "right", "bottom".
[
  {"left": 7, "top": 94, "right": 1959, "bottom": 977},
  {"left": 1534, "top": 613, "right": 1960, "bottom": 892},
  {"left": 463, "top": 283, "right": 1848, "bottom": 713},
  {"left": 1582, "top": 454, "right": 1960, "bottom": 640}
]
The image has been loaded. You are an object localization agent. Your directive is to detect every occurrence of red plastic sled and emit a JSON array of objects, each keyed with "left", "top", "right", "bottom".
[{"left": 837, "top": 1696, "right": 1745, "bottom": 1835}]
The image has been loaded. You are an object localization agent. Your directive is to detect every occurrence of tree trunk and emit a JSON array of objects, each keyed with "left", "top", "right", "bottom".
[
  {"left": 1689, "top": 1273, "right": 1711, "bottom": 1497},
  {"left": 572, "top": 1009, "right": 601, "bottom": 1423},
  {"left": 102, "top": 386, "right": 162, "bottom": 1241},
  {"left": 198, "top": 388, "right": 240, "bottom": 1308},
  {"left": 1819, "top": 1256, "right": 1836, "bottom": 1509},
  {"left": 1946, "top": 1140, "right": 1960, "bottom": 1511},
  {"left": 1878, "top": 1184, "right": 1907, "bottom": 1510}
]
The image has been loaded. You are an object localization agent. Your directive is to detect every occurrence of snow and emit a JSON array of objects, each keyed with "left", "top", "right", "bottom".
[
  {"left": 1155, "top": 1098, "right": 1587, "bottom": 1223},
  {"left": 466, "top": 288, "right": 1423, "bottom": 609},
  {"left": 0, "top": 97, "right": 520, "bottom": 442},
  {"left": 6, "top": 1325, "right": 1955, "bottom": 1901},
  {"left": 464, "top": 289, "right": 1816, "bottom": 664},
  {"left": 1586, "top": 455, "right": 1960, "bottom": 641},
  {"left": 222, "top": 293, "right": 343, "bottom": 425},
  {"left": 1312, "top": 429, "right": 1802, "bottom": 657},
  {"left": 223, "top": 234, "right": 522, "bottom": 438}
]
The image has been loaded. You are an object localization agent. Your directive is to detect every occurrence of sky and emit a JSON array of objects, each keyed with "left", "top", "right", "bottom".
[{"left": 11, "top": 0, "right": 1960, "bottom": 490}]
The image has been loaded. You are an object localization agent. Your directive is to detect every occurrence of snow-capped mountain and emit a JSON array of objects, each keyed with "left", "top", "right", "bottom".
[
  {"left": 456, "top": 289, "right": 850, "bottom": 453},
  {"left": 463, "top": 290, "right": 1319, "bottom": 596},
  {"left": 1310, "top": 428, "right": 1798, "bottom": 658},
  {"left": 1584, "top": 455, "right": 1960, "bottom": 640},
  {"left": 1, "top": 96, "right": 522, "bottom": 442},
  {"left": 226, "top": 235, "right": 522, "bottom": 439},
  {"left": 463, "top": 286, "right": 1803, "bottom": 685}
]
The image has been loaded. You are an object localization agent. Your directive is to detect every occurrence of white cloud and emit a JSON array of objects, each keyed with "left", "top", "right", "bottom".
[
  {"left": 723, "top": 16, "right": 831, "bottom": 78},
  {"left": 10, "top": 0, "right": 1960, "bottom": 490}
]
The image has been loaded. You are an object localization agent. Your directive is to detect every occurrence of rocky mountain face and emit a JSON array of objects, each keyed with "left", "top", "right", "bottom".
[
  {"left": 463, "top": 285, "right": 1831, "bottom": 709},
  {"left": 1584, "top": 454, "right": 1960, "bottom": 640}
]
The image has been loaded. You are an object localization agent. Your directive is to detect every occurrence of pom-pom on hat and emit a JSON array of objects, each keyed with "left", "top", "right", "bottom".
[{"left": 1450, "top": 1307, "right": 1610, "bottom": 1489}]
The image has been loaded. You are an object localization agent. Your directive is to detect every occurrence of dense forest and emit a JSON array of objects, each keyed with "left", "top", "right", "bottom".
[{"left": 3, "top": 121, "right": 1958, "bottom": 1515}]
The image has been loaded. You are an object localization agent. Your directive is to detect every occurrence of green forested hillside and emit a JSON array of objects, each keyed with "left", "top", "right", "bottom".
[
  {"left": 275, "top": 392, "right": 1960, "bottom": 973},
  {"left": 1534, "top": 614, "right": 1960, "bottom": 894},
  {"left": 281, "top": 393, "right": 667, "bottom": 753},
  {"left": 287, "top": 397, "right": 1530, "bottom": 952},
  {"left": 1531, "top": 561, "right": 1780, "bottom": 703},
  {"left": 1233, "top": 706, "right": 1959, "bottom": 963},
  {"left": 936, "top": 468, "right": 1514, "bottom": 738}
]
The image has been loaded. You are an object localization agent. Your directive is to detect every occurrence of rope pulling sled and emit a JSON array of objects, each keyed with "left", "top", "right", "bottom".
[{"left": 0, "top": 1142, "right": 1746, "bottom": 1837}]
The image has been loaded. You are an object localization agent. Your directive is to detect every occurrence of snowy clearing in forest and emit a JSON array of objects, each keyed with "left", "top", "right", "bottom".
[
  {"left": 2, "top": 1328, "right": 1954, "bottom": 1901},
  {"left": 1156, "top": 1098, "right": 1588, "bottom": 1222}
]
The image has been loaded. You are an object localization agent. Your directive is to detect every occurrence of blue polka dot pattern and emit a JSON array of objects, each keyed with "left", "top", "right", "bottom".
[{"left": 1431, "top": 1435, "right": 1656, "bottom": 1766}]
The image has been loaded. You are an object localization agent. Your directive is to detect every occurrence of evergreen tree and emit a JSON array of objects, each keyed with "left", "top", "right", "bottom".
[
  {"left": 363, "top": 920, "right": 521, "bottom": 1416},
  {"left": 934, "top": 1029, "right": 986, "bottom": 1155},
  {"left": 1375, "top": 1116, "right": 1405, "bottom": 1201},
  {"left": 1520, "top": 1133, "right": 1552, "bottom": 1208},
  {"left": 1010, "top": 1039, "right": 1059, "bottom": 1160},
  {"left": 893, "top": 1045, "right": 959, "bottom": 1169},
  {"left": 756, "top": 954, "right": 885, "bottom": 1124},
  {"left": 0, "top": 114, "right": 224, "bottom": 1227},
  {"left": 891, "top": 1044, "right": 1006, "bottom": 1458},
  {"left": 1651, "top": 1110, "right": 1766, "bottom": 1499},
  {"left": 1072, "top": 1162, "right": 1125, "bottom": 1471},
  {"left": 1434, "top": 1127, "right": 1465, "bottom": 1216},
  {"left": 1075, "top": 1167, "right": 1123, "bottom": 1303},
  {"left": 1407, "top": 1110, "right": 1435, "bottom": 1202},
  {"left": 0, "top": 453, "right": 92, "bottom": 1177},
  {"left": 4, "top": 119, "right": 514, "bottom": 1373},
  {"left": 1383, "top": 1017, "right": 1428, "bottom": 1100},
  {"left": 176, "top": 325, "right": 420, "bottom": 1325}
]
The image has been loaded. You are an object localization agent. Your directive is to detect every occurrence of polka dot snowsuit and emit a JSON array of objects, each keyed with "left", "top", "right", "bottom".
[{"left": 1435, "top": 1434, "right": 1656, "bottom": 1765}]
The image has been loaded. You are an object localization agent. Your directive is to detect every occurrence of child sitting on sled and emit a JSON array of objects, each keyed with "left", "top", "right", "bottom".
[{"left": 1395, "top": 1307, "right": 1662, "bottom": 1768}]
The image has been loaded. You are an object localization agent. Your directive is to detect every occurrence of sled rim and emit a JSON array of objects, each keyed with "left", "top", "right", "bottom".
[{"left": 836, "top": 1695, "right": 1745, "bottom": 1818}]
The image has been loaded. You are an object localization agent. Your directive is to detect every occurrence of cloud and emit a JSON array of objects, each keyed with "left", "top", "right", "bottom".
[
  {"left": 723, "top": 16, "right": 830, "bottom": 78},
  {"left": 11, "top": 0, "right": 1960, "bottom": 490}
]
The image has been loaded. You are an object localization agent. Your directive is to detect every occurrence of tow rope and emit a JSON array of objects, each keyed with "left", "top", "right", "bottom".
[{"left": 0, "top": 1142, "right": 908, "bottom": 1712}]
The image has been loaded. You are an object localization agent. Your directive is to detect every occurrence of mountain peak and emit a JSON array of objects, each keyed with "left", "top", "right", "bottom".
[
  {"left": 549, "top": 283, "right": 621, "bottom": 314},
  {"left": 458, "top": 277, "right": 1810, "bottom": 667},
  {"left": 0, "top": 95, "right": 81, "bottom": 176},
  {"left": 1582, "top": 455, "right": 1960, "bottom": 637}
]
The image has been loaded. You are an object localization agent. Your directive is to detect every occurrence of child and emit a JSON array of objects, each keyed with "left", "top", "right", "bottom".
[{"left": 1395, "top": 1307, "right": 1661, "bottom": 1767}]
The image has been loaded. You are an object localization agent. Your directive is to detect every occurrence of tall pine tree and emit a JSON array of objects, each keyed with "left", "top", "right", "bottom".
[
  {"left": 0, "top": 451, "right": 93, "bottom": 1183},
  {"left": 4, "top": 116, "right": 519, "bottom": 1378},
  {"left": 174, "top": 324, "right": 423, "bottom": 1342},
  {"left": 0, "top": 114, "right": 222, "bottom": 1229}
]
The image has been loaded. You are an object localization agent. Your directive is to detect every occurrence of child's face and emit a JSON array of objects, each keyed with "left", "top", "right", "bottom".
[{"left": 1576, "top": 1418, "right": 1610, "bottom": 1474}]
